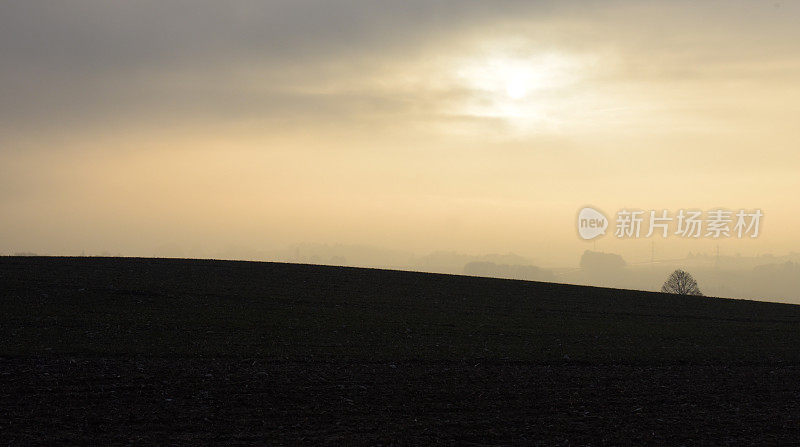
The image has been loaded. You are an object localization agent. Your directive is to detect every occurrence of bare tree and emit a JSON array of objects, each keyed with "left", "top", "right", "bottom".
[{"left": 661, "top": 269, "right": 703, "bottom": 295}]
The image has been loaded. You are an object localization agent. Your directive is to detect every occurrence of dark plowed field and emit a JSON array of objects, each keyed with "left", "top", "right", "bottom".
[{"left": 2, "top": 257, "right": 800, "bottom": 444}]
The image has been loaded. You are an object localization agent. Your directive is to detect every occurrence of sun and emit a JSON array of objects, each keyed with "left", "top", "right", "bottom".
[{"left": 505, "top": 75, "right": 529, "bottom": 100}]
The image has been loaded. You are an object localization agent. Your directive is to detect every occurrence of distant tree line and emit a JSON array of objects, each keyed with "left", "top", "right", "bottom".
[{"left": 463, "top": 261, "right": 554, "bottom": 281}]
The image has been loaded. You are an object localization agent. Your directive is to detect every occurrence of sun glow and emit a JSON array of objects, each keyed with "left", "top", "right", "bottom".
[{"left": 452, "top": 50, "right": 589, "bottom": 131}]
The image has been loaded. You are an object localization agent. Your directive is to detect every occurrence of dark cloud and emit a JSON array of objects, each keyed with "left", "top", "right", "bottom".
[
  {"left": 0, "top": 1, "right": 555, "bottom": 74},
  {"left": 0, "top": 1, "right": 557, "bottom": 134}
]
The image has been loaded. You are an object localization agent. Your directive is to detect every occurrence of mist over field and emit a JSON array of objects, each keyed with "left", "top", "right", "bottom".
[{"left": 152, "top": 243, "right": 800, "bottom": 303}]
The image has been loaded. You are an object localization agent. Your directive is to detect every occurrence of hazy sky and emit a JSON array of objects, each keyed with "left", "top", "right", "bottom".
[{"left": 2, "top": 1, "right": 799, "bottom": 266}]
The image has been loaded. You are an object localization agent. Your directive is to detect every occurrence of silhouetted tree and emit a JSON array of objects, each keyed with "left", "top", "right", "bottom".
[{"left": 661, "top": 269, "right": 703, "bottom": 295}]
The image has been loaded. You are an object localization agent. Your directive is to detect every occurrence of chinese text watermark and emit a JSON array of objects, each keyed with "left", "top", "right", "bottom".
[{"left": 577, "top": 207, "right": 762, "bottom": 240}]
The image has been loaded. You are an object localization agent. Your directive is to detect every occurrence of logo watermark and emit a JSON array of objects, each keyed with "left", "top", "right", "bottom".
[
  {"left": 577, "top": 208, "right": 762, "bottom": 240},
  {"left": 577, "top": 207, "right": 609, "bottom": 240}
]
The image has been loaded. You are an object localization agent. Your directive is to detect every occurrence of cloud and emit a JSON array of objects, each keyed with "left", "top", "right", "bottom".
[{"left": 2, "top": 0, "right": 800, "bottom": 138}]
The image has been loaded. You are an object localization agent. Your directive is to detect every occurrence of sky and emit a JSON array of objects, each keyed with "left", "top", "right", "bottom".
[{"left": 2, "top": 0, "right": 800, "bottom": 268}]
